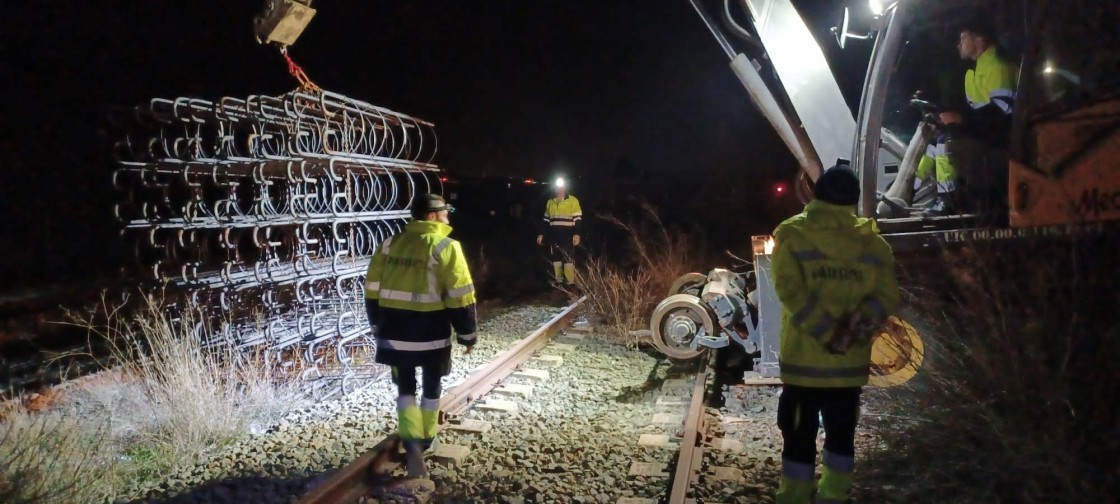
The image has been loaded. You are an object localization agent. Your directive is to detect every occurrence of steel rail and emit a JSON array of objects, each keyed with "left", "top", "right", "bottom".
[
  {"left": 297, "top": 435, "right": 405, "bottom": 504},
  {"left": 440, "top": 297, "right": 585, "bottom": 417},
  {"left": 297, "top": 297, "right": 586, "bottom": 504},
  {"left": 668, "top": 356, "right": 712, "bottom": 504}
]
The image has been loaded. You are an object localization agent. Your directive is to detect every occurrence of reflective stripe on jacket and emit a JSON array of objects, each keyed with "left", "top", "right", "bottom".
[
  {"left": 541, "top": 195, "right": 583, "bottom": 234},
  {"left": 965, "top": 46, "right": 1018, "bottom": 115},
  {"left": 914, "top": 133, "right": 957, "bottom": 194},
  {"left": 364, "top": 220, "right": 478, "bottom": 355},
  {"left": 772, "top": 200, "right": 901, "bottom": 387}
]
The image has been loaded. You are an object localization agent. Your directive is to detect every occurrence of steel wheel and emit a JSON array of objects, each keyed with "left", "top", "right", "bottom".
[
  {"left": 667, "top": 272, "right": 708, "bottom": 297},
  {"left": 869, "top": 315, "right": 925, "bottom": 387},
  {"left": 649, "top": 294, "right": 717, "bottom": 360}
]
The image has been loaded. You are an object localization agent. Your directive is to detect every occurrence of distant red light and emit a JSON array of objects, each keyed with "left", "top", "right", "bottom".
[
  {"left": 524, "top": 178, "right": 534, "bottom": 184},
  {"left": 439, "top": 177, "right": 449, "bottom": 183}
]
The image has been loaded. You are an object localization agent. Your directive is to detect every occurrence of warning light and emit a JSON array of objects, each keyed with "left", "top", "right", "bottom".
[
  {"left": 524, "top": 178, "right": 535, "bottom": 184},
  {"left": 774, "top": 183, "right": 787, "bottom": 195},
  {"left": 439, "top": 177, "right": 449, "bottom": 183}
]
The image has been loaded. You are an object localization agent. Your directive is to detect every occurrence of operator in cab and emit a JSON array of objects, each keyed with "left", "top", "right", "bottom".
[{"left": 944, "top": 14, "right": 1019, "bottom": 219}]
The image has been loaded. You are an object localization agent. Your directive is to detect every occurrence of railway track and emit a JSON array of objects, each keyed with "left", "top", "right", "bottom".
[
  {"left": 664, "top": 359, "right": 712, "bottom": 504},
  {"left": 297, "top": 297, "right": 746, "bottom": 504},
  {"left": 299, "top": 298, "right": 588, "bottom": 503}
]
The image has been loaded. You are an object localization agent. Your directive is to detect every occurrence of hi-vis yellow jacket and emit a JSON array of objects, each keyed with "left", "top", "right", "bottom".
[
  {"left": 965, "top": 46, "right": 1017, "bottom": 115},
  {"left": 364, "top": 220, "right": 477, "bottom": 366},
  {"left": 771, "top": 200, "right": 901, "bottom": 388},
  {"left": 541, "top": 195, "right": 583, "bottom": 236}
]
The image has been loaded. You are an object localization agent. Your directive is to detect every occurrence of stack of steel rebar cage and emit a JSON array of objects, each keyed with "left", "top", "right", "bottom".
[{"left": 111, "top": 90, "right": 440, "bottom": 397}]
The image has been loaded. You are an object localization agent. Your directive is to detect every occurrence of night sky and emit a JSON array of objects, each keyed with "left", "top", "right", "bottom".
[{"left": 0, "top": 1, "right": 871, "bottom": 292}]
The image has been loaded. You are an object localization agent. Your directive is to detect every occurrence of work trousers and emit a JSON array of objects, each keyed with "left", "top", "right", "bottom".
[
  {"left": 391, "top": 364, "right": 443, "bottom": 400},
  {"left": 547, "top": 229, "right": 576, "bottom": 284},
  {"left": 946, "top": 136, "right": 1009, "bottom": 222},
  {"left": 392, "top": 364, "right": 444, "bottom": 451},
  {"left": 776, "top": 385, "right": 862, "bottom": 504}
]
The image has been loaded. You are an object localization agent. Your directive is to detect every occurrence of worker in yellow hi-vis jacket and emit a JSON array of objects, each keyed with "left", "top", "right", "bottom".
[
  {"left": 364, "top": 193, "right": 478, "bottom": 478},
  {"left": 536, "top": 177, "right": 583, "bottom": 287},
  {"left": 771, "top": 165, "right": 901, "bottom": 504}
]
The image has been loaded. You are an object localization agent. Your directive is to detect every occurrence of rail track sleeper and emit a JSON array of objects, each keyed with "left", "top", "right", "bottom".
[{"left": 296, "top": 297, "right": 585, "bottom": 504}]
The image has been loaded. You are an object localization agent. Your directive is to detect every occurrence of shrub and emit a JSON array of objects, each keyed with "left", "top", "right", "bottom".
[
  {"left": 858, "top": 236, "right": 1119, "bottom": 503},
  {"left": 571, "top": 202, "right": 701, "bottom": 345},
  {"left": 0, "top": 405, "right": 114, "bottom": 504},
  {"left": 52, "top": 293, "right": 303, "bottom": 498}
]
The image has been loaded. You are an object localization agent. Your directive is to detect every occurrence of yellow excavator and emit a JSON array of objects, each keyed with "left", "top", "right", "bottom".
[
  {"left": 686, "top": 0, "right": 1119, "bottom": 245},
  {"left": 646, "top": 0, "right": 1118, "bottom": 386}
]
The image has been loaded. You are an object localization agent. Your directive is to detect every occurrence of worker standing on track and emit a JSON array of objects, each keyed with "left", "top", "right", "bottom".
[
  {"left": 364, "top": 193, "right": 478, "bottom": 478},
  {"left": 536, "top": 177, "right": 583, "bottom": 287},
  {"left": 770, "top": 165, "right": 901, "bottom": 504}
]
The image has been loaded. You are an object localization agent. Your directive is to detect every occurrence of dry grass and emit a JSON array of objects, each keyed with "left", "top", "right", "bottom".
[
  {"left": 0, "top": 292, "right": 304, "bottom": 502},
  {"left": 101, "top": 297, "right": 295, "bottom": 454},
  {"left": 570, "top": 202, "right": 700, "bottom": 345},
  {"left": 858, "top": 237, "right": 1119, "bottom": 503},
  {"left": 0, "top": 406, "right": 114, "bottom": 504},
  {"left": 79, "top": 294, "right": 301, "bottom": 492}
]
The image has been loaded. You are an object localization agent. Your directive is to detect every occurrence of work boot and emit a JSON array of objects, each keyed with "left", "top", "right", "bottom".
[
  {"left": 419, "top": 397, "right": 441, "bottom": 452},
  {"left": 816, "top": 450, "right": 855, "bottom": 504},
  {"left": 915, "top": 193, "right": 956, "bottom": 217},
  {"left": 776, "top": 458, "right": 815, "bottom": 504},
  {"left": 404, "top": 441, "right": 428, "bottom": 478}
]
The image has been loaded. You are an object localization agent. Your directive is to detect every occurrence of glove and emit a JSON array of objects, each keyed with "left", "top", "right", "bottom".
[
  {"left": 826, "top": 311, "right": 882, "bottom": 355},
  {"left": 826, "top": 314, "right": 856, "bottom": 355}
]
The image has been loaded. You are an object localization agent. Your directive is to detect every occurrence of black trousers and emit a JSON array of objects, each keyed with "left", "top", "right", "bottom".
[
  {"left": 548, "top": 229, "right": 575, "bottom": 263},
  {"left": 391, "top": 364, "right": 443, "bottom": 400},
  {"left": 777, "top": 385, "right": 862, "bottom": 463}
]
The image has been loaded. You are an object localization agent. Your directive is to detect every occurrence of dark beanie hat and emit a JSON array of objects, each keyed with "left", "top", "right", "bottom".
[
  {"left": 960, "top": 15, "right": 997, "bottom": 42},
  {"left": 814, "top": 165, "right": 861, "bottom": 206},
  {"left": 410, "top": 193, "right": 451, "bottom": 219}
]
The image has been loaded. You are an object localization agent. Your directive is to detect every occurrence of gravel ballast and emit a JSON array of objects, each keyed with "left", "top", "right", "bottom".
[
  {"left": 408, "top": 329, "right": 704, "bottom": 503},
  {"left": 134, "top": 305, "right": 808, "bottom": 504},
  {"left": 133, "top": 304, "right": 565, "bottom": 504}
]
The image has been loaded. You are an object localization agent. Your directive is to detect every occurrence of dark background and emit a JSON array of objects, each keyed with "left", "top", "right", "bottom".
[{"left": 0, "top": 0, "right": 874, "bottom": 295}]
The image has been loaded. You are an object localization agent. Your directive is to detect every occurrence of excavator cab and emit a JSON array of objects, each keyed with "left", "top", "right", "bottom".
[
  {"left": 690, "top": 0, "right": 1120, "bottom": 252},
  {"left": 852, "top": 0, "right": 1120, "bottom": 248},
  {"left": 867, "top": 2, "right": 1024, "bottom": 225}
]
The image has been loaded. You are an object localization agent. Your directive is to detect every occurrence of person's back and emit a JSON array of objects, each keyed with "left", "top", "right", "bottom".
[
  {"left": 771, "top": 166, "right": 900, "bottom": 504},
  {"left": 365, "top": 193, "right": 477, "bottom": 480},
  {"left": 373, "top": 220, "right": 474, "bottom": 351}
]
